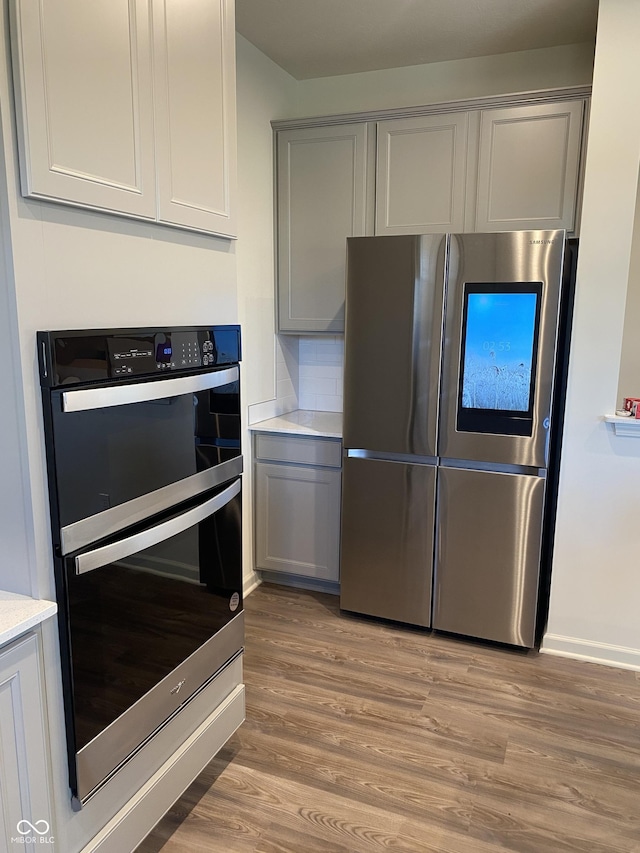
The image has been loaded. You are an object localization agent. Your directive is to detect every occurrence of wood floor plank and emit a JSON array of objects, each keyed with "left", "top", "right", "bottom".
[{"left": 137, "top": 583, "right": 640, "bottom": 853}]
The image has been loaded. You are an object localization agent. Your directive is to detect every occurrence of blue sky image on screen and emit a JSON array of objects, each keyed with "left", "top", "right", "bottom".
[{"left": 461, "top": 292, "right": 537, "bottom": 411}]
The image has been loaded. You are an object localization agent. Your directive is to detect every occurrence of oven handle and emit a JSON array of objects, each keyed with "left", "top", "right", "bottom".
[
  {"left": 61, "top": 366, "right": 239, "bottom": 413},
  {"left": 74, "top": 478, "right": 241, "bottom": 575}
]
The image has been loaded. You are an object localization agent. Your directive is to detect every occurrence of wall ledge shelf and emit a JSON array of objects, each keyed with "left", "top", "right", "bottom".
[{"left": 604, "top": 415, "right": 640, "bottom": 436}]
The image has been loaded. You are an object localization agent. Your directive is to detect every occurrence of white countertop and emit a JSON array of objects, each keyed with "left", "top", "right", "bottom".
[
  {"left": 0, "top": 591, "right": 57, "bottom": 648},
  {"left": 249, "top": 410, "right": 342, "bottom": 439}
]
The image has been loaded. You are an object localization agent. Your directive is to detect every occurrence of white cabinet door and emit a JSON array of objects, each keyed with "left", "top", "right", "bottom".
[
  {"left": 475, "top": 100, "right": 584, "bottom": 233},
  {"left": 0, "top": 633, "right": 53, "bottom": 852},
  {"left": 152, "top": 0, "right": 237, "bottom": 236},
  {"left": 255, "top": 461, "right": 342, "bottom": 581},
  {"left": 277, "top": 123, "right": 370, "bottom": 333},
  {"left": 11, "top": 0, "right": 156, "bottom": 218},
  {"left": 375, "top": 113, "right": 469, "bottom": 235}
]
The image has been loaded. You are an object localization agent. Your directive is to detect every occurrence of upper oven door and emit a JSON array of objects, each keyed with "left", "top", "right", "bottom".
[{"left": 48, "top": 366, "right": 241, "bottom": 554}]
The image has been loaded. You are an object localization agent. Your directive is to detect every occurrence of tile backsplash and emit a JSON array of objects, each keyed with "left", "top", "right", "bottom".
[{"left": 298, "top": 336, "right": 344, "bottom": 412}]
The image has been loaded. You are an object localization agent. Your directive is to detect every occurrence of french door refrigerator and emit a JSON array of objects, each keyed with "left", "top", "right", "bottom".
[{"left": 340, "top": 230, "right": 575, "bottom": 647}]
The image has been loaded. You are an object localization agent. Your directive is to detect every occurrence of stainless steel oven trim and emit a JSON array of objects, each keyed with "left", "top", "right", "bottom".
[
  {"left": 61, "top": 365, "right": 239, "bottom": 412},
  {"left": 60, "top": 455, "right": 243, "bottom": 555},
  {"left": 74, "top": 478, "right": 241, "bottom": 575},
  {"left": 76, "top": 611, "right": 244, "bottom": 804}
]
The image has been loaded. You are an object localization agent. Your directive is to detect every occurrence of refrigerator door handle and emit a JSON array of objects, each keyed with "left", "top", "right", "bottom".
[
  {"left": 439, "top": 458, "right": 546, "bottom": 478},
  {"left": 346, "top": 448, "right": 438, "bottom": 466}
]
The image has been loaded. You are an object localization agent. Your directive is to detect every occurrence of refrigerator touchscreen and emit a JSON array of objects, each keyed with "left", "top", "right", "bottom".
[{"left": 457, "top": 282, "right": 542, "bottom": 435}]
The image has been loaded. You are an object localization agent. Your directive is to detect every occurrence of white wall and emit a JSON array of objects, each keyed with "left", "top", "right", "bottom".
[
  {"left": 235, "top": 34, "right": 299, "bottom": 595},
  {"left": 617, "top": 173, "right": 640, "bottom": 400},
  {"left": 0, "top": 116, "right": 34, "bottom": 597},
  {"left": 291, "top": 42, "right": 594, "bottom": 118},
  {"left": 542, "top": 0, "right": 640, "bottom": 670},
  {"left": 236, "top": 34, "right": 298, "bottom": 414}
]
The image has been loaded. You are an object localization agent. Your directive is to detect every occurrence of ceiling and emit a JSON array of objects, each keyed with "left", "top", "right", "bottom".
[{"left": 235, "top": 0, "right": 599, "bottom": 80}]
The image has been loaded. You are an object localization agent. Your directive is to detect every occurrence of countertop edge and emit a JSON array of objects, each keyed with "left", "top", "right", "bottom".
[
  {"left": 249, "top": 410, "right": 343, "bottom": 439},
  {"left": 0, "top": 594, "right": 58, "bottom": 648}
]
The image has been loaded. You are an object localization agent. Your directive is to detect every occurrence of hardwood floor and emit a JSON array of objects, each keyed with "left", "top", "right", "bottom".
[{"left": 137, "top": 583, "right": 640, "bottom": 853}]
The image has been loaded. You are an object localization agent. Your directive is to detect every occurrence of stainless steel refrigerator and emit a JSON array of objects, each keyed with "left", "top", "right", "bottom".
[{"left": 340, "top": 230, "right": 575, "bottom": 647}]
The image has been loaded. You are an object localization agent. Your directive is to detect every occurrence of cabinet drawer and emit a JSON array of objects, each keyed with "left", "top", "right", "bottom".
[{"left": 254, "top": 433, "right": 342, "bottom": 468}]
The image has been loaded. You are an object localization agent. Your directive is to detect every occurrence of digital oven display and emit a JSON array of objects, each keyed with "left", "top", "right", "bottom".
[{"left": 156, "top": 343, "right": 173, "bottom": 363}]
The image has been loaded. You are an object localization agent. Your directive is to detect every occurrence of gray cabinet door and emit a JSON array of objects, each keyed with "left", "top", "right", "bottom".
[
  {"left": 474, "top": 100, "right": 584, "bottom": 233},
  {"left": 340, "top": 456, "right": 435, "bottom": 627},
  {"left": 0, "top": 633, "right": 53, "bottom": 851},
  {"left": 276, "top": 123, "right": 370, "bottom": 333},
  {"left": 255, "top": 461, "right": 342, "bottom": 581},
  {"left": 375, "top": 113, "right": 469, "bottom": 235},
  {"left": 433, "top": 466, "right": 546, "bottom": 647}
]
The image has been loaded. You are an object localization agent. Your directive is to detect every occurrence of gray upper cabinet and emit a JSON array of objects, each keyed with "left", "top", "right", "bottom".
[
  {"left": 273, "top": 92, "right": 588, "bottom": 334},
  {"left": 11, "top": 0, "right": 237, "bottom": 237},
  {"left": 375, "top": 113, "right": 469, "bottom": 235},
  {"left": 277, "top": 123, "right": 370, "bottom": 333},
  {"left": 474, "top": 100, "right": 584, "bottom": 233}
]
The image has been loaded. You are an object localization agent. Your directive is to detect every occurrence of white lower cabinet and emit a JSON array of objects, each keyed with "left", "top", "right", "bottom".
[
  {"left": 0, "top": 632, "right": 53, "bottom": 852},
  {"left": 254, "top": 433, "right": 342, "bottom": 582}
]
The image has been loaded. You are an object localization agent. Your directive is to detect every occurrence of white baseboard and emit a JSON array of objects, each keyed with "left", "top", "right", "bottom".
[
  {"left": 243, "top": 571, "right": 262, "bottom": 597},
  {"left": 541, "top": 633, "right": 640, "bottom": 672}
]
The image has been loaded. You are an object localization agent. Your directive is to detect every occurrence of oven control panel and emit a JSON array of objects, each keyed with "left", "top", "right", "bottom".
[{"left": 38, "top": 325, "right": 241, "bottom": 388}]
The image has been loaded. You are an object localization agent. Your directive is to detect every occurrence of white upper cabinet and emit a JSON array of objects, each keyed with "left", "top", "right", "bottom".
[
  {"left": 11, "top": 0, "right": 156, "bottom": 219},
  {"left": 152, "top": 0, "right": 237, "bottom": 236},
  {"left": 375, "top": 113, "right": 469, "bottom": 235},
  {"left": 277, "top": 123, "right": 370, "bottom": 333},
  {"left": 474, "top": 100, "right": 584, "bottom": 233},
  {"left": 11, "top": 0, "right": 237, "bottom": 237}
]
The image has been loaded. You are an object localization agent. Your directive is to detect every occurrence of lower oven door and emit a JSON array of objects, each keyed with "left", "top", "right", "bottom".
[{"left": 59, "top": 477, "right": 243, "bottom": 806}]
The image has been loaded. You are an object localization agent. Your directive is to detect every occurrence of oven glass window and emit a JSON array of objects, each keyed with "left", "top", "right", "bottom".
[
  {"left": 67, "top": 485, "right": 242, "bottom": 751},
  {"left": 51, "top": 380, "right": 240, "bottom": 528}
]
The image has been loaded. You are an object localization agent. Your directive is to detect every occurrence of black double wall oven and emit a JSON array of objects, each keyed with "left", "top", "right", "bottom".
[{"left": 38, "top": 325, "right": 243, "bottom": 809}]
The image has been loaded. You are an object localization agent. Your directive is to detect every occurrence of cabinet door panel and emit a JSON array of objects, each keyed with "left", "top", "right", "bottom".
[
  {"left": 376, "top": 113, "right": 468, "bottom": 235},
  {"left": 0, "top": 634, "right": 52, "bottom": 851},
  {"left": 475, "top": 101, "right": 584, "bottom": 232},
  {"left": 152, "top": 0, "right": 237, "bottom": 236},
  {"left": 11, "top": 0, "right": 156, "bottom": 218},
  {"left": 255, "top": 462, "right": 341, "bottom": 581},
  {"left": 277, "top": 124, "right": 369, "bottom": 333}
]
